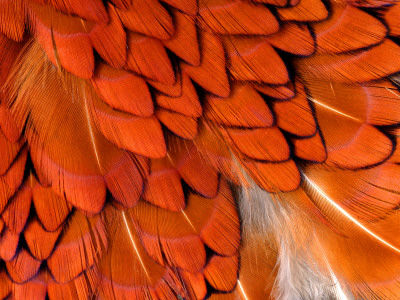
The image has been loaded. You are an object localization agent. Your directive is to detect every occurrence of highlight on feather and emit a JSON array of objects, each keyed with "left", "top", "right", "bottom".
[
  {"left": 238, "top": 175, "right": 352, "bottom": 300},
  {"left": 4, "top": 38, "right": 149, "bottom": 213},
  {"left": 303, "top": 175, "right": 400, "bottom": 254}
]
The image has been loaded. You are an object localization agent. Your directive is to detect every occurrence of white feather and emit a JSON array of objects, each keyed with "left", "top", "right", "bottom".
[{"left": 239, "top": 181, "right": 353, "bottom": 300}]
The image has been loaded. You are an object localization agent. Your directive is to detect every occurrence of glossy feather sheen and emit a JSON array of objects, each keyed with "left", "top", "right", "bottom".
[{"left": 1, "top": 0, "right": 400, "bottom": 299}]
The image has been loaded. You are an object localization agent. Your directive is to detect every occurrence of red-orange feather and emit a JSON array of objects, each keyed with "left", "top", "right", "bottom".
[{"left": 0, "top": 0, "right": 400, "bottom": 299}]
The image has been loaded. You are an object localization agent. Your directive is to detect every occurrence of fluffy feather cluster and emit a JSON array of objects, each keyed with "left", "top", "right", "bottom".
[{"left": 0, "top": 0, "right": 400, "bottom": 299}]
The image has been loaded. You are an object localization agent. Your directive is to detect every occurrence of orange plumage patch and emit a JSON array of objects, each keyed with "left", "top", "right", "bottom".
[
  {"left": 205, "top": 84, "right": 274, "bottom": 128},
  {"left": 273, "top": 81, "right": 316, "bottom": 137},
  {"left": 1, "top": 0, "right": 400, "bottom": 298},
  {"left": 277, "top": 0, "right": 328, "bottom": 21},
  {"left": 224, "top": 36, "right": 289, "bottom": 84},
  {"left": 183, "top": 30, "right": 230, "bottom": 97},
  {"left": 313, "top": 3, "right": 387, "bottom": 53},
  {"left": 199, "top": 0, "right": 279, "bottom": 35}
]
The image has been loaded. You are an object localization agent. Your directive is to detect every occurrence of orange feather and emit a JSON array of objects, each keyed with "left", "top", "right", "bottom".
[{"left": 1, "top": 0, "right": 400, "bottom": 298}]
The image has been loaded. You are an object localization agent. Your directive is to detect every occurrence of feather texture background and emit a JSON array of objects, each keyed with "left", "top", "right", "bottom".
[{"left": 0, "top": 0, "right": 400, "bottom": 298}]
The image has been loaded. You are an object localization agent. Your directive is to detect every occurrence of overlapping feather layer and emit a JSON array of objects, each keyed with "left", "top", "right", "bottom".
[{"left": 0, "top": 0, "right": 400, "bottom": 298}]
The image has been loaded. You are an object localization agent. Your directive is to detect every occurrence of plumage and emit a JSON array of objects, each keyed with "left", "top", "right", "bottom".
[
  {"left": 90, "top": 5, "right": 126, "bottom": 69},
  {"left": 1, "top": 179, "right": 31, "bottom": 234},
  {"left": 266, "top": 23, "right": 315, "bottom": 56},
  {"left": 1, "top": 0, "right": 400, "bottom": 299},
  {"left": 198, "top": 0, "right": 279, "bottom": 35},
  {"left": 205, "top": 83, "right": 274, "bottom": 127},
  {"left": 313, "top": 3, "right": 387, "bottom": 53},
  {"left": 183, "top": 30, "right": 230, "bottom": 97},
  {"left": 272, "top": 81, "right": 316, "bottom": 137},
  {"left": 224, "top": 36, "right": 289, "bottom": 84},
  {"left": 277, "top": 0, "right": 328, "bottom": 22},
  {"left": 116, "top": 0, "right": 174, "bottom": 40},
  {"left": 24, "top": 218, "right": 62, "bottom": 260},
  {"left": 125, "top": 33, "right": 175, "bottom": 84}
]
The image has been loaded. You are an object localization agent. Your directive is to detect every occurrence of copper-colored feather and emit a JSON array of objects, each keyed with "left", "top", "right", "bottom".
[{"left": 1, "top": 0, "right": 400, "bottom": 298}]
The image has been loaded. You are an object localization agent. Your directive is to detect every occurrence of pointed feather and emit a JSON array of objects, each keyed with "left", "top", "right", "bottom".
[
  {"left": 91, "top": 63, "right": 154, "bottom": 117},
  {"left": 253, "top": 82, "right": 295, "bottom": 100},
  {"left": 28, "top": 1, "right": 94, "bottom": 78},
  {"left": 245, "top": 160, "right": 301, "bottom": 192},
  {"left": 148, "top": 67, "right": 183, "bottom": 97},
  {"left": 47, "top": 212, "right": 107, "bottom": 283},
  {"left": 89, "top": 4, "right": 126, "bottom": 69},
  {"left": 224, "top": 127, "right": 290, "bottom": 161},
  {"left": 305, "top": 79, "right": 400, "bottom": 126},
  {"left": 0, "top": 149, "right": 27, "bottom": 216},
  {"left": 156, "top": 72, "right": 202, "bottom": 118},
  {"left": 116, "top": 0, "right": 174, "bottom": 40},
  {"left": 292, "top": 131, "right": 327, "bottom": 163},
  {"left": 44, "top": 0, "right": 108, "bottom": 23},
  {"left": 277, "top": 0, "right": 328, "bottom": 21},
  {"left": 162, "top": 10, "right": 200, "bottom": 66},
  {"left": 7, "top": 41, "right": 151, "bottom": 214},
  {"left": 199, "top": 0, "right": 279, "bottom": 35},
  {"left": 0, "top": 104, "right": 22, "bottom": 143},
  {"left": 384, "top": 4, "right": 400, "bottom": 36},
  {"left": 183, "top": 30, "right": 230, "bottom": 97},
  {"left": 313, "top": 3, "right": 387, "bottom": 53},
  {"left": 267, "top": 23, "right": 315, "bottom": 56},
  {"left": 30, "top": 141, "right": 107, "bottom": 214},
  {"left": 47, "top": 267, "right": 100, "bottom": 300},
  {"left": 273, "top": 81, "right": 316, "bottom": 137},
  {"left": 160, "top": 0, "right": 198, "bottom": 15},
  {"left": 169, "top": 139, "right": 219, "bottom": 198},
  {"left": 296, "top": 39, "right": 400, "bottom": 83},
  {"left": 157, "top": 110, "right": 198, "bottom": 139},
  {"left": 12, "top": 277, "right": 47, "bottom": 300},
  {"left": 0, "top": 227, "right": 19, "bottom": 261},
  {"left": 90, "top": 92, "right": 166, "bottom": 158},
  {"left": 24, "top": 218, "right": 62, "bottom": 260},
  {"left": 0, "top": 0, "right": 25, "bottom": 41},
  {"left": 179, "top": 271, "right": 207, "bottom": 300},
  {"left": 135, "top": 179, "right": 239, "bottom": 265},
  {"left": 143, "top": 158, "right": 185, "bottom": 211},
  {"left": 0, "top": 130, "right": 23, "bottom": 176},
  {"left": 6, "top": 249, "right": 41, "bottom": 283},
  {"left": 195, "top": 180, "right": 240, "bottom": 256},
  {"left": 305, "top": 162, "right": 400, "bottom": 221},
  {"left": 32, "top": 178, "right": 72, "bottom": 232},
  {"left": 308, "top": 80, "right": 394, "bottom": 168},
  {"left": 205, "top": 84, "right": 274, "bottom": 128},
  {"left": 204, "top": 254, "right": 239, "bottom": 292},
  {"left": 224, "top": 36, "right": 289, "bottom": 84},
  {"left": 2, "top": 147, "right": 27, "bottom": 193},
  {"left": 194, "top": 121, "right": 247, "bottom": 186},
  {"left": 129, "top": 202, "right": 207, "bottom": 272},
  {"left": 296, "top": 178, "right": 400, "bottom": 298},
  {"left": 99, "top": 206, "right": 185, "bottom": 299},
  {"left": 125, "top": 32, "right": 175, "bottom": 84},
  {"left": 1, "top": 179, "right": 31, "bottom": 234},
  {"left": 104, "top": 154, "right": 145, "bottom": 208}
]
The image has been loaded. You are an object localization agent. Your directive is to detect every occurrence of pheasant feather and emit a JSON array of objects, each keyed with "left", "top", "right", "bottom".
[{"left": 0, "top": 0, "right": 400, "bottom": 299}]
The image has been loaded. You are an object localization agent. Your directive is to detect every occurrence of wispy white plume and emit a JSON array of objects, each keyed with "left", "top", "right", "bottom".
[{"left": 239, "top": 181, "right": 353, "bottom": 300}]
